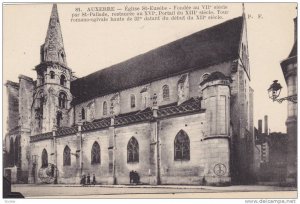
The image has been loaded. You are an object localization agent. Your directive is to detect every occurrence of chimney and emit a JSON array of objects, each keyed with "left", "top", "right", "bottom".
[
  {"left": 258, "top": 120, "right": 262, "bottom": 134},
  {"left": 264, "top": 115, "right": 268, "bottom": 135}
]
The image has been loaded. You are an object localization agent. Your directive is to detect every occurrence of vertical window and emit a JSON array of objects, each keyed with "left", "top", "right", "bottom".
[
  {"left": 103, "top": 101, "right": 107, "bottom": 116},
  {"left": 130, "top": 94, "right": 135, "bottom": 108},
  {"left": 50, "top": 71, "right": 55, "bottom": 79},
  {"left": 56, "top": 111, "right": 63, "bottom": 127},
  {"left": 91, "top": 141, "right": 101, "bottom": 164},
  {"left": 127, "top": 137, "right": 139, "bottom": 163},
  {"left": 60, "top": 75, "right": 66, "bottom": 86},
  {"left": 174, "top": 130, "right": 190, "bottom": 161},
  {"left": 63, "top": 146, "right": 71, "bottom": 166},
  {"left": 162, "top": 85, "right": 170, "bottom": 100},
  {"left": 9, "top": 138, "right": 15, "bottom": 166},
  {"left": 41, "top": 149, "right": 48, "bottom": 168},
  {"left": 58, "top": 92, "right": 67, "bottom": 108},
  {"left": 81, "top": 108, "right": 85, "bottom": 120}
]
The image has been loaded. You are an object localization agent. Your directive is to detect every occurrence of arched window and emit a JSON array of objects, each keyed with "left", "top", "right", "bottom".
[
  {"left": 130, "top": 94, "right": 135, "bottom": 108},
  {"left": 162, "top": 85, "right": 170, "bottom": 100},
  {"left": 127, "top": 137, "right": 139, "bottom": 163},
  {"left": 58, "top": 92, "right": 67, "bottom": 108},
  {"left": 41, "top": 149, "right": 48, "bottom": 168},
  {"left": 91, "top": 142, "right": 100, "bottom": 164},
  {"left": 63, "top": 146, "right": 71, "bottom": 166},
  {"left": 103, "top": 101, "right": 107, "bottom": 116},
  {"left": 174, "top": 130, "right": 190, "bottom": 161},
  {"left": 50, "top": 71, "right": 55, "bottom": 79},
  {"left": 60, "top": 74, "right": 66, "bottom": 86},
  {"left": 81, "top": 108, "right": 85, "bottom": 120}
]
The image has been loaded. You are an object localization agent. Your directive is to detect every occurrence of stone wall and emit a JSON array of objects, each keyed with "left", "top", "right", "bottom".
[
  {"left": 114, "top": 123, "right": 151, "bottom": 184},
  {"left": 6, "top": 81, "right": 19, "bottom": 132},
  {"left": 159, "top": 114, "right": 207, "bottom": 184}
]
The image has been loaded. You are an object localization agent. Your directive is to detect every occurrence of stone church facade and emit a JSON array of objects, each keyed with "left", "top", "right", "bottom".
[{"left": 4, "top": 4, "right": 254, "bottom": 185}]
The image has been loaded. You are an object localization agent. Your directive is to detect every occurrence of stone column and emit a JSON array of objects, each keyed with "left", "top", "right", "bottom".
[
  {"left": 76, "top": 124, "right": 82, "bottom": 184},
  {"left": 108, "top": 116, "right": 116, "bottom": 184},
  {"left": 52, "top": 128, "right": 58, "bottom": 183},
  {"left": 149, "top": 94, "right": 161, "bottom": 185}
]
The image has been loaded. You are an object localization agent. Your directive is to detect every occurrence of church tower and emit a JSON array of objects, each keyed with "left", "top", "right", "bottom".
[{"left": 32, "top": 4, "right": 72, "bottom": 135}]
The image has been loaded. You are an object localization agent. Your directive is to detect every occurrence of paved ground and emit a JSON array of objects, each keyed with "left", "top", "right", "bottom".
[{"left": 11, "top": 184, "right": 297, "bottom": 198}]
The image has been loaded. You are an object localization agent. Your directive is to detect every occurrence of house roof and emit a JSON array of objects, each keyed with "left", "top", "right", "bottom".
[{"left": 71, "top": 16, "right": 244, "bottom": 105}]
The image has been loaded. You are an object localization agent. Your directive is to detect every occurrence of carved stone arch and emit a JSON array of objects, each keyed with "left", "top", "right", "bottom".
[
  {"left": 174, "top": 129, "right": 190, "bottom": 161},
  {"left": 58, "top": 90, "right": 69, "bottom": 100}
]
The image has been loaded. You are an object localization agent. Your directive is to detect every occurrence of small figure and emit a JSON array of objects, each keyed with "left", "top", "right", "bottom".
[
  {"left": 87, "top": 173, "right": 90, "bottom": 185},
  {"left": 80, "top": 175, "right": 86, "bottom": 186},
  {"left": 129, "top": 170, "right": 133, "bottom": 184},
  {"left": 133, "top": 171, "right": 139, "bottom": 184},
  {"left": 92, "top": 174, "right": 96, "bottom": 185}
]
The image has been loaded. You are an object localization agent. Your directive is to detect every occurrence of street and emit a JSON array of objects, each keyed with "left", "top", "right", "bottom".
[{"left": 11, "top": 184, "right": 297, "bottom": 198}]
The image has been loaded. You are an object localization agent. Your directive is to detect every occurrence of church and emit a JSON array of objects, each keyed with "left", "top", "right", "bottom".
[{"left": 4, "top": 4, "right": 254, "bottom": 186}]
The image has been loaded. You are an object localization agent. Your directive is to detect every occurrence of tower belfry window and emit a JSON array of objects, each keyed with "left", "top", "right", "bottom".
[
  {"left": 60, "top": 75, "right": 66, "bottom": 86},
  {"left": 58, "top": 92, "right": 67, "bottom": 108}
]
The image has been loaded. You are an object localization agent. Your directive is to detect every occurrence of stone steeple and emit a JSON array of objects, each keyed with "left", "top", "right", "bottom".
[{"left": 40, "top": 4, "right": 67, "bottom": 66}]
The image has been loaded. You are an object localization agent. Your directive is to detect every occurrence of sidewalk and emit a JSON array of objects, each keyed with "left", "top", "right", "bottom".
[{"left": 12, "top": 183, "right": 297, "bottom": 192}]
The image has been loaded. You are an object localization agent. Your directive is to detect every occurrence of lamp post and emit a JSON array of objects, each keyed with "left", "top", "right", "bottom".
[{"left": 267, "top": 80, "right": 297, "bottom": 103}]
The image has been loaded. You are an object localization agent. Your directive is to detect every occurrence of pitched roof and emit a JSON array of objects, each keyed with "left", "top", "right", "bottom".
[
  {"left": 289, "top": 41, "right": 297, "bottom": 57},
  {"left": 71, "top": 16, "right": 244, "bottom": 105}
]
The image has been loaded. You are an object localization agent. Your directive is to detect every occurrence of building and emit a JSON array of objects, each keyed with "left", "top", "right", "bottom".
[
  {"left": 254, "top": 116, "right": 288, "bottom": 183},
  {"left": 280, "top": 17, "right": 297, "bottom": 186},
  {"left": 4, "top": 4, "right": 254, "bottom": 185}
]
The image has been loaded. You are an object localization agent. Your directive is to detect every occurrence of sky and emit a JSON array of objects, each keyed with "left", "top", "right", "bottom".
[{"left": 3, "top": 3, "right": 297, "bottom": 134}]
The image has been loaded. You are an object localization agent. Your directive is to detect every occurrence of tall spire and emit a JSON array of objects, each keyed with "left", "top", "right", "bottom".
[
  {"left": 41, "top": 4, "right": 67, "bottom": 66},
  {"left": 242, "top": 3, "right": 246, "bottom": 18}
]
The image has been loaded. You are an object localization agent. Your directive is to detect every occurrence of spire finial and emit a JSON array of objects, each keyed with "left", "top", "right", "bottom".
[
  {"left": 41, "top": 4, "right": 67, "bottom": 66},
  {"left": 242, "top": 3, "right": 245, "bottom": 16},
  {"left": 50, "top": 4, "right": 58, "bottom": 19}
]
